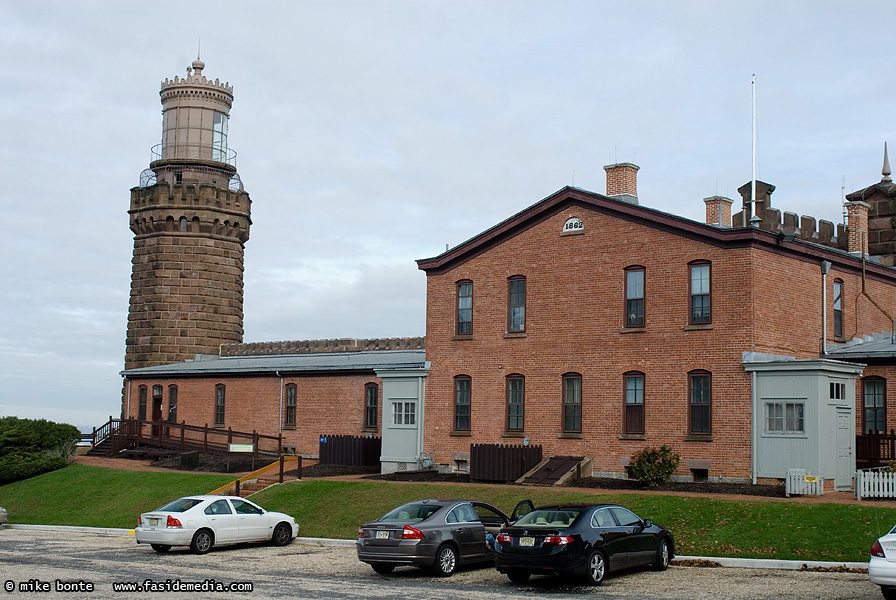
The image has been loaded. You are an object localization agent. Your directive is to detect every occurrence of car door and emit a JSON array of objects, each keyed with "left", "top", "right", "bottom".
[
  {"left": 230, "top": 498, "right": 270, "bottom": 542},
  {"left": 447, "top": 503, "right": 487, "bottom": 560},
  {"left": 203, "top": 499, "right": 239, "bottom": 543},
  {"left": 510, "top": 499, "right": 535, "bottom": 522},
  {"left": 591, "top": 507, "right": 633, "bottom": 569},
  {"left": 472, "top": 502, "right": 510, "bottom": 552},
  {"left": 608, "top": 506, "right": 655, "bottom": 566}
]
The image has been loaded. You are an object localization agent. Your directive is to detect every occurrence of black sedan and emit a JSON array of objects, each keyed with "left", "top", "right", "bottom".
[
  {"left": 494, "top": 503, "right": 673, "bottom": 585},
  {"left": 358, "top": 499, "right": 533, "bottom": 576}
]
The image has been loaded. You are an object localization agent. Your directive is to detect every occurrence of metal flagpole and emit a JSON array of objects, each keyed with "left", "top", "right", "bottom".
[{"left": 751, "top": 74, "right": 756, "bottom": 225}]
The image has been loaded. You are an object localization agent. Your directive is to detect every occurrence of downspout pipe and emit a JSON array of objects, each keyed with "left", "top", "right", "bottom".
[
  {"left": 124, "top": 377, "right": 131, "bottom": 419},
  {"left": 821, "top": 260, "right": 831, "bottom": 355},
  {"left": 751, "top": 369, "right": 758, "bottom": 485},
  {"left": 276, "top": 371, "right": 283, "bottom": 435}
]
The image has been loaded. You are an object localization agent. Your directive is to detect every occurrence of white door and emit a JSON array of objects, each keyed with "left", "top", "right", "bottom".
[
  {"left": 835, "top": 409, "right": 853, "bottom": 491},
  {"left": 204, "top": 499, "right": 239, "bottom": 543},
  {"left": 230, "top": 499, "right": 270, "bottom": 542}
]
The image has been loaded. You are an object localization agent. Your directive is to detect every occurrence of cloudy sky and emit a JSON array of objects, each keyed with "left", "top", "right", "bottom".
[{"left": 2, "top": 1, "right": 895, "bottom": 430}]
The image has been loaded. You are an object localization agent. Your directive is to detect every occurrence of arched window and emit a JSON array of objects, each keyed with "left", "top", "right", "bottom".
[
  {"left": 623, "top": 372, "right": 645, "bottom": 434},
  {"left": 168, "top": 385, "right": 178, "bottom": 422},
  {"left": 364, "top": 383, "right": 378, "bottom": 429},
  {"left": 507, "top": 276, "right": 526, "bottom": 332},
  {"left": 138, "top": 385, "right": 147, "bottom": 420},
  {"left": 214, "top": 385, "right": 226, "bottom": 424},
  {"left": 179, "top": 216, "right": 188, "bottom": 232},
  {"left": 563, "top": 373, "right": 582, "bottom": 433},
  {"left": 833, "top": 279, "right": 843, "bottom": 338},
  {"left": 689, "top": 370, "right": 712, "bottom": 434},
  {"left": 506, "top": 375, "right": 525, "bottom": 431},
  {"left": 456, "top": 280, "right": 473, "bottom": 335},
  {"left": 285, "top": 384, "right": 297, "bottom": 427},
  {"left": 624, "top": 266, "right": 645, "bottom": 327},
  {"left": 689, "top": 261, "right": 711, "bottom": 325},
  {"left": 863, "top": 377, "right": 886, "bottom": 434},
  {"left": 454, "top": 376, "right": 471, "bottom": 431}
]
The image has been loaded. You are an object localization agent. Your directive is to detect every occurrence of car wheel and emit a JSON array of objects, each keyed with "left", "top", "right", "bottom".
[
  {"left": 585, "top": 550, "right": 606, "bottom": 586},
  {"left": 371, "top": 563, "right": 396, "bottom": 575},
  {"left": 150, "top": 544, "right": 171, "bottom": 553},
  {"left": 506, "top": 568, "right": 530, "bottom": 583},
  {"left": 652, "top": 538, "right": 670, "bottom": 571},
  {"left": 271, "top": 523, "right": 292, "bottom": 546},
  {"left": 190, "top": 529, "right": 214, "bottom": 555},
  {"left": 431, "top": 543, "right": 458, "bottom": 577},
  {"left": 882, "top": 586, "right": 896, "bottom": 600}
]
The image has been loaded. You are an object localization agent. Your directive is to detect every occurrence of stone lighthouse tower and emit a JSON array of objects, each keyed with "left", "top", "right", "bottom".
[{"left": 125, "top": 59, "right": 251, "bottom": 370}]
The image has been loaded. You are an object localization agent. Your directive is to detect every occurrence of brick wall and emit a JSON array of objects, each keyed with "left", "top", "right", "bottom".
[
  {"left": 123, "top": 373, "right": 381, "bottom": 456},
  {"left": 422, "top": 204, "right": 896, "bottom": 481}
]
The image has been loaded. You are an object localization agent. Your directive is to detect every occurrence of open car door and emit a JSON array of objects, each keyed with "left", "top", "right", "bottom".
[{"left": 510, "top": 499, "right": 535, "bottom": 523}]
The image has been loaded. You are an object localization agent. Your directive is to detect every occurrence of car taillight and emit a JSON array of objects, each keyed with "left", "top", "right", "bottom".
[
  {"left": 137, "top": 516, "right": 142, "bottom": 528},
  {"left": 166, "top": 515, "right": 183, "bottom": 528},
  {"left": 358, "top": 526, "right": 366, "bottom": 539},
  {"left": 496, "top": 533, "right": 511, "bottom": 543},
  {"left": 543, "top": 536, "right": 573, "bottom": 545},
  {"left": 402, "top": 525, "right": 425, "bottom": 539},
  {"left": 873, "top": 540, "right": 886, "bottom": 558}
]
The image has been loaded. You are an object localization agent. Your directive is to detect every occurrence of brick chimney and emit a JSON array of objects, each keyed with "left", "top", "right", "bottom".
[
  {"left": 846, "top": 200, "right": 870, "bottom": 255},
  {"left": 704, "top": 196, "right": 733, "bottom": 227},
  {"left": 604, "top": 162, "right": 639, "bottom": 204}
]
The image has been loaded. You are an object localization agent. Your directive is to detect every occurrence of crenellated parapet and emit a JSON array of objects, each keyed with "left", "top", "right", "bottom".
[
  {"left": 221, "top": 337, "right": 427, "bottom": 356},
  {"left": 160, "top": 59, "right": 233, "bottom": 108},
  {"left": 761, "top": 207, "right": 847, "bottom": 250},
  {"left": 129, "top": 181, "right": 250, "bottom": 243}
]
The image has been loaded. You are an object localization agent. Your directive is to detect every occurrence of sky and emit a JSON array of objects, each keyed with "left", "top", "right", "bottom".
[{"left": 2, "top": 0, "right": 895, "bottom": 430}]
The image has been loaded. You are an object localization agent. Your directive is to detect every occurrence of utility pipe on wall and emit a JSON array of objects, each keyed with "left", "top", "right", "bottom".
[
  {"left": 276, "top": 371, "right": 283, "bottom": 435},
  {"left": 821, "top": 260, "right": 831, "bottom": 355}
]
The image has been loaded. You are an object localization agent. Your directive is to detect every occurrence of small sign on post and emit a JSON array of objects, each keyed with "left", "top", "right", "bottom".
[{"left": 229, "top": 443, "right": 254, "bottom": 453}]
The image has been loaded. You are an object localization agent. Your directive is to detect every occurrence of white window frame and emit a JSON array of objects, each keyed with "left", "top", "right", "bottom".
[
  {"left": 764, "top": 401, "right": 805, "bottom": 435},
  {"left": 391, "top": 400, "right": 416, "bottom": 427}
]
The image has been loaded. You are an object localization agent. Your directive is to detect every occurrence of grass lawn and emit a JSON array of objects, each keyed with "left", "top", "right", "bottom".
[
  {"left": 2, "top": 464, "right": 894, "bottom": 562},
  {"left": 0, "top": 463, "right": 233, "bottom": 528},
  {"left": 253, "top": 479, "right": 896, "bottom": 563}
]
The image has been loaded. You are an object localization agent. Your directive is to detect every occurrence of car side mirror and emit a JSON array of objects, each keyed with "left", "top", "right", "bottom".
[{"left": 642, "top": 519, "right": 653, "bottom": 529}]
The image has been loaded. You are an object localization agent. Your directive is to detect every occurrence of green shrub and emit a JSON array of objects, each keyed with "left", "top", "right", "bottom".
[
  {"left": 629, "top": 445, "right": 681, "bottom": 486},
  {"left": 0, "top": 417, "right": 80, "bottom": 484}
]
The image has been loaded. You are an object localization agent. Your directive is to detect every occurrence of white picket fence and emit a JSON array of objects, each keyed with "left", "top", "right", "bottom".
[
  {"left": 784, "top": 468, "right": 824, "bottom": 497},
  {"left": 856, "top": 468, "right": 896, "bottom": 500}
]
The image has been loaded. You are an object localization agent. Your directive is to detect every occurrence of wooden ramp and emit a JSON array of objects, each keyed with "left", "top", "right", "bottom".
[{"left": 517, "top": 456, "right": 592, "bottom": 486}]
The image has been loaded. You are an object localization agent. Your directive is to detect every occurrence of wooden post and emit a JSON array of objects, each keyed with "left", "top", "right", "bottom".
[
  {"left": 279, "top": 455, "right": 285, "bottom": 483},
  {"left": 234, "top": 480, "right": 240, "bottom": 497},
  {"left": 297, "top": 456, "right": 302, "bottom": 480}
]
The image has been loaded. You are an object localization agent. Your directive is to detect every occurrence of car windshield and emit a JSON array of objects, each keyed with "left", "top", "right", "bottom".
[
  {"left": 514, "top": 508, "right": 584, "bottom": 527},
  {"left": 377, "top": 503, "right": 443, "bottom": 523},
  {"left": 157, "top": 498, "right": 204, "bottom": 512}
]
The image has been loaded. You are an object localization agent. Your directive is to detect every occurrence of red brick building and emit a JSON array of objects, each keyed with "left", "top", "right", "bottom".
[{"left": 416, "top": 160, "right": 896, "bottom": 487}]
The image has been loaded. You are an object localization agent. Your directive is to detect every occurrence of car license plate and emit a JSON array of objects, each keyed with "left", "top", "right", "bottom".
[
  {"left": 519, "top": 536, "right": 535, "bottom": 547},
  {"left": 149, "top": 518, "right": 159, "bottom": 526},
  {"left": 376, "top": 530, "right": 390, "bottom": 539}
]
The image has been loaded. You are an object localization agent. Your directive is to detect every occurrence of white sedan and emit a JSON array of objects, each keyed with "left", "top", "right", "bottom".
[
  {"left": 871, "top": 525, "right": 896, "bottom": 599},
  {"left": 136, "top": 495, "right": 298, "bottom": 554}
]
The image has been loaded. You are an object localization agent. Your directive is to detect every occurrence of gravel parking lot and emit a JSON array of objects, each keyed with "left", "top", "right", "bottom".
[{"left": 0, "top": 527, "right": 880, "bottom": 600}]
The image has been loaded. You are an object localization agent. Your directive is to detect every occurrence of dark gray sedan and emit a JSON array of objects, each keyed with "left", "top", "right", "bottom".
[{"left": 357, "top": 499, "right": 533, "bottom": 576}]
